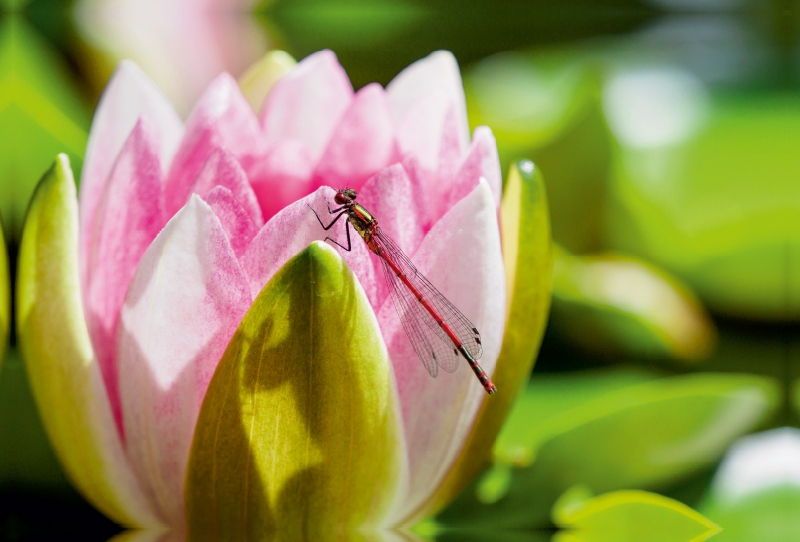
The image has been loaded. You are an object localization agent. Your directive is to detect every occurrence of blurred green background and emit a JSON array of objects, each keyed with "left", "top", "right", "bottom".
[{"left": 1, "top": 0, "right": 800, "bottom": 540}]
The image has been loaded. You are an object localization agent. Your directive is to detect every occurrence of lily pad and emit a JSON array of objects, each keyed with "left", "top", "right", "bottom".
[
  {"left": 549, "top": 246, "right": 716, "bottom": 362},
  {"left": 185, "top": 242, "right": 404, "bottom": 538},
  {"left": 702, "top": 486, "right": 800, "bottom": 542},
  {"left": 698, "top": 428, "right": 800, "bottom": 542},
  {"left": 465, "top": 52, "right": 611, "bottom": 253},
  {"left": 552, "top": 487, "right": 721, "bottom": 542},
  {"left": 439, "top": 369, "right": 779, "bottom": 528},
  {"left": 604, "top": 88, "right": 800, "bottom": 321}
]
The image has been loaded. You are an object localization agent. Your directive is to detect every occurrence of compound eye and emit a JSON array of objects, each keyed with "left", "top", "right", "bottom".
[{"left": 334, "top": 193, "right": 346, "bottom": 205}]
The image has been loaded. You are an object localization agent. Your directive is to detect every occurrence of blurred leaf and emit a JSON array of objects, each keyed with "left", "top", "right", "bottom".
[
  {"left": 258, "top": 0, "right": 657, "bottom": 89},
  {"left": 698, "top": 427, "right": 800, "bottom": 541},
  {"left": 465, "top": 52, "right": 611, "bottom": 253},
  {"left": 549, "top": 246, "right": 716, "bottom": 362},
  {"left": 433, "top": 529, "right": 551, "bottom": 542},
  {"left": 552, "top": 488, "right": 721, "bottom": 542},
  {"left": 185, "top": 242, "right": 404, "bottom": 538},
  {"left": 701, "top": 486, "right": 800, "bottom": 542},
  {"left": 415, "top": 160, "right": 552, "bottom": 519},
  {"left": 439, "top": 369, "right": 779, "bottom": 528},
  {"left": 605, "top": 91, "right": 800, "bottom": 321},
  {"left": 0, "top": 17, "right": 89, "bottom": 237},
  {"left": 0, "top": 349, "right": 72, "bottom": 491}
]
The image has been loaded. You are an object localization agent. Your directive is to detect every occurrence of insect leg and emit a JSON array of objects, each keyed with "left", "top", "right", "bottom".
[
  {"left": 327, "top": 201, "right": 345, "bottom": 214},
  {"left": 309, "top": 205, "right": 347, "bottom": 230},
  {"left": 324, "top": 220, "right": 352, "bottom": 252},
  {"left": 308, "top": 204, "right": 352, "bottom": 252}
]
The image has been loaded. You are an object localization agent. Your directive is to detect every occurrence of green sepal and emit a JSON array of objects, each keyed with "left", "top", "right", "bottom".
[
  {"left": 16, "top": 154, "right": 159, "bottom": 526},
  {"left": 552, "top": 488, "right": 721, "bottom": 542},
  {"left": 185, "top": 241, "right": 404, "bottom": 539},
  {"left": 420, "top": 160, "right": 552, "bottom": 520},
  {"left": 550, "top": 246, "right": 717, "bottom": 362},
  {"left": 0, "top": 214, "right": 9, "bottom": 365}
]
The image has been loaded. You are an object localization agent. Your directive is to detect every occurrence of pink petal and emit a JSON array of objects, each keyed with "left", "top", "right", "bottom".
[
  {"left": 189, "top": 149, "right": 264, "bottom": 228},
  {"left": 239, "top": 188, "right": 382, "bottom": 309},
  {"left": 357, "top": 164, "right": 427, "bottom": 309},
  {"left": 80, "top": 61, "right": 182, "bottom": 290},
  {"left": 118, "top": 195, "right": 252, "bottom": 527},
  {"left": 84, "top": 118, "right": 166, "bottom": 438},
  {"left": 379, "top": 180, "right": 506, "bottom": 523},
  {"left": 386, "top": 51, "right": 469, "bottom": 171},
  {"left": 246, "top": 139, "right": 316, "bottom": 221},
  {"left": 203, "top": 186, "right": 259, "bottom": 259},
  {"left": 359, "top": 164, "right": 427, "bottom": 255},
  {"left": 261, "top": 50, "right": 354, "bottom": 161},
  {"left": 164, "top": 73, "right": 262, "bottom": 216},
  {"left": 433, "top": 126, "right": 502, "bottom": 221},
  {"left": 312, "top": 83, "right": 398, "bottom": 190}
]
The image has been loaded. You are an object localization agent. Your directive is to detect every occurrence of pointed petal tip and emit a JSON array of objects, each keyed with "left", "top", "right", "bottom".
[{"left": 514, "top": 159, "right": 536, "bottom": 178}]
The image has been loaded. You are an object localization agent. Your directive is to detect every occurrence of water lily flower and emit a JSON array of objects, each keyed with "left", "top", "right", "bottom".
[{"left": 16, "top": 50, "right": 551, "bottom": 535}]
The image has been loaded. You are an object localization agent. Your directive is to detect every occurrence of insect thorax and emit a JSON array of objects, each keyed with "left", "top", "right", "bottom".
[{"left": 348, "top": 203, "right": 376, "bottom": 240}]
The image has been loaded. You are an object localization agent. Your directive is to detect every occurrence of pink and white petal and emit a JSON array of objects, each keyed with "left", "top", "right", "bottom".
[
  {"left": 434, "top": 126, "right": 502, "bottom": 221},
  {"left": 313, "top": 83, "right": 397, "bottom": 190},
  {"left": 261, "top": 50, "right": 353, "bottom": 161},
  {"left": 118, "top": 196, "right": 252, "bottom": 528},
  {"left": 392, "top": 91, "right": 452, "bottom": 174},
  {"left": 239, "top": 187, "right": 382, "bottom": 309},
  {"left": 85, "top": 118, "right": 166, "bottom": 438},
  {"left": 80, "top": 61, "right": 182, "bottom": 288},
  {"left": 358, "top": 163, "right": 427, "bottom": 255},
  {"left": 246, "top": 139, "right": 316, "bottom": 221},
  {"left": 386, "top": 50, "right": 469, "bottom": 158},
  {"left": 165, "top": 73, "right": 263, "bottom": 216},
  {"left": 189, "top": 149, "right": 264, "bottom": 228},
  {"left": 380, "top": 180, "right": 506, "bottom": 523},
  {"left": 203, "top": 186, "right": 259, "bottom": 259}
]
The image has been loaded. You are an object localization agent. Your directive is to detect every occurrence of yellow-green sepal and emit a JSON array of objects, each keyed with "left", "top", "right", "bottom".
[
  {"left": 185, "top": 241, "right": 404, "bottom": 539},
  {"left": 550, "top": 246, "right": 717, "bottom": 362},
  {"left": 238, "top": 50, "right": 297, "bottom": 115},
  {"left": 0, "top": 215, "right": 9, "bottom": 366},
  {"left": 417, "top": 160, "right": 552, "bottom": 520},
  {"left": 15, "top": 154, "right": 159, "bottom": 526},
  {"left": 552, "top": 487, "right": 722, "bottom": 542}
]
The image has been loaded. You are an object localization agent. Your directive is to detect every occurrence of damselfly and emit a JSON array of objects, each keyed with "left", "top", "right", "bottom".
[{"left": 310, "top": 189, "right": 497, "bottom": 395}]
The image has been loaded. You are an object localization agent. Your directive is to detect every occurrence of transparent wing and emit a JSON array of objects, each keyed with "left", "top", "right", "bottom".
[{"left": 373, "top": 227, "right": 482, "bottom": 377}]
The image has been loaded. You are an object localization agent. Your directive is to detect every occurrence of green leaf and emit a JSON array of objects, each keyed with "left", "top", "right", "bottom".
[
  {"left": 552, "top": 489, "right": 721, "bottom": 542},
  {"left": 16, "top": 154, "right": 159, "bottom": 526},
  {"left": 604, "top": 92, "right": 800, "bottom": 320},
  {"left": 440, "top": 369, "right": 779, "bottom": 528},
  {"left": 0, "top": 18, "right": 90, "bottom": 237},
  {"left": 700, "top": 486, "right": 800, "bottom": 542},
  {"left": 465, "top": 53, "right": 610, "bottom": 253},
  {"left": 0, "top": 348, "right": 72, "bottom": 490},
  {"left": 185, "top": 241, "right": 404, "bottom": 539},
  {"left": 549, "top": 246, "right": 717, "bottom": 362},
  {"left": 417, "top": 160, "right": 552, "bottom": 520},
  {"left": 238, "top": 50, "right": 297, "bottom": 116}
]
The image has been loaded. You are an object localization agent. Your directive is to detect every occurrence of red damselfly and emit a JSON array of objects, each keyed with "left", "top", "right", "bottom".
[{"left": 310, "top": 189, "right": 497, "bottom": 395}]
